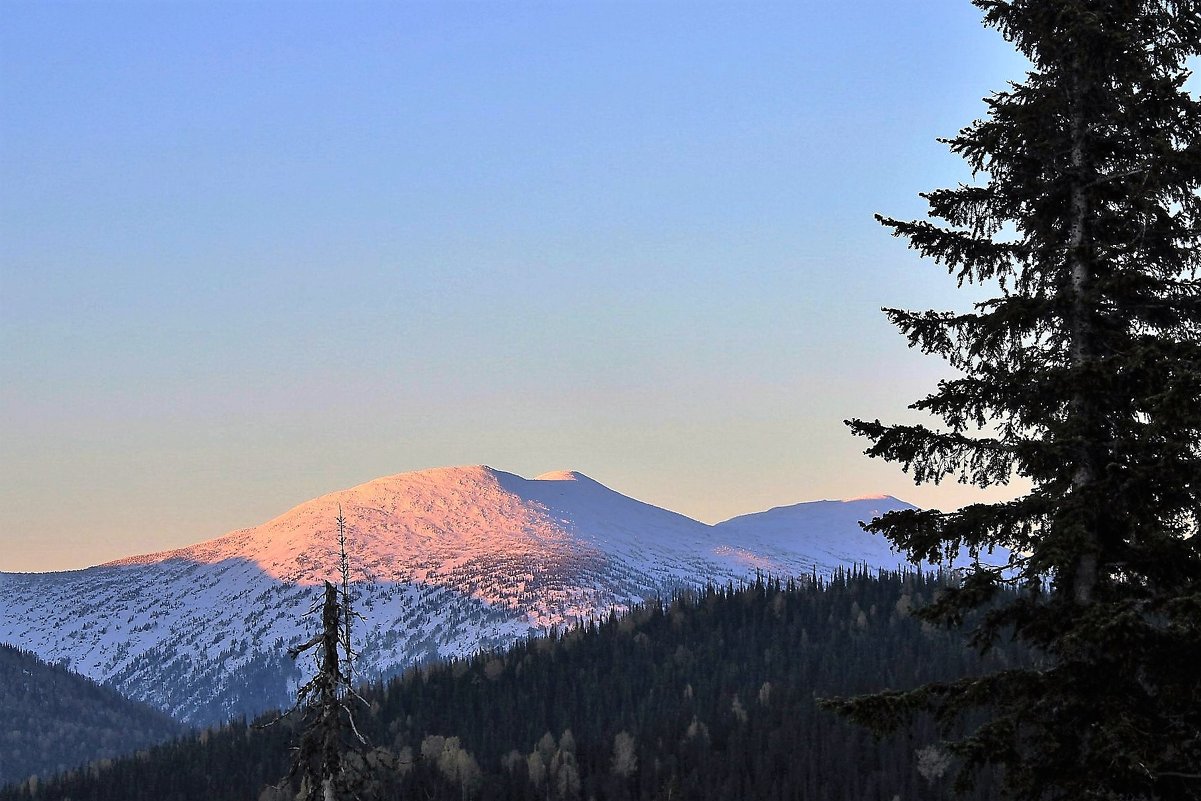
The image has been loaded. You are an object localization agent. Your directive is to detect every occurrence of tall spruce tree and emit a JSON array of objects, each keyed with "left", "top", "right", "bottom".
[{"left": 832, "top": 2, "right": 1201, "bottom": 799}]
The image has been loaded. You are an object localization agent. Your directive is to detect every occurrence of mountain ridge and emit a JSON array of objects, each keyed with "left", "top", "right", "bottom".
[{"left": 1, "top": 465, "right": 940, "bottom": 725}]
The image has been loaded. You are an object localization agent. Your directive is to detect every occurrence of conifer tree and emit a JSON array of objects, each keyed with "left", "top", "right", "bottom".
[
  {"left": 286, "top": 581, "right": 367, "bottom": 801},
  {"left": 270, "top": 512, "right": 372, "bottom": 801},
  {"left": 832, "top": 2, "right": 1201, "bottom": 799}
]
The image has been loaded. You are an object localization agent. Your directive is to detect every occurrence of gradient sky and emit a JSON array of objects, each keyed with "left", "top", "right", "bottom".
[{"left": 1, "top": 0, "right": 1043, "bottom": 572}]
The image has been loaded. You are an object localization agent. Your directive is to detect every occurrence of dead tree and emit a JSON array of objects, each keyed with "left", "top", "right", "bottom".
[
  {"left": 259, "top": 512, "right": 395, "bottom": 800},
  {"left": 286, "top": 580, "right": 367, "bottom": 801},
  {"left": 336, "top": 505, "right": 354, "bottom": 688}
]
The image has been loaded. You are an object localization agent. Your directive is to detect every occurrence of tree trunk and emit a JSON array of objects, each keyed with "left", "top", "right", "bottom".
[{"left": 1066, "top": 63, "right": 1099, "bottom": 606}]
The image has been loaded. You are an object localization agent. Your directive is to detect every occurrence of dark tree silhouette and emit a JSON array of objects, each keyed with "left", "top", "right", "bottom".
[
  {"left": 284, "top": 581, "right": 369, "bottom": 801},
  {"left": 833, "top": 2, "right": 1201, "bottom": 799}
]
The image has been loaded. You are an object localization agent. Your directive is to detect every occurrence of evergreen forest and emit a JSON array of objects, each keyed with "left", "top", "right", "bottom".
[
  {"left": 0, "top": 644, "right": 183, "bottom": 788},
  {"left": 3, "top": 571, "right": 1026, "bottom": 801}
]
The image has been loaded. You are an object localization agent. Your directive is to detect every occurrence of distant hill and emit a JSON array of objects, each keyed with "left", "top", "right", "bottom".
[
  {"left": 0, "top": 643, "right": 183, "bottom": 789},
  {"left": 712, "top": 494, "right": 923, "bottom": 574},
  {"left": 1, "top": 465, "right": 985, "bottom": 726},
  {"left": 3, "top": 570, "right": 1021, "bottom": 801}
]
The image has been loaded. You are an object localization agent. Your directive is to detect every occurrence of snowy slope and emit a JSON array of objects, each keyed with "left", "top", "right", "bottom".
[
  {"left": 714, "top": 494, "right": 1012, "bottom": 577},
  {"left": 1, "top": 466, "right": 927, "bottom": 726},
  {"left": 713, "top": 495, "right": 922, "bottom": 577}
]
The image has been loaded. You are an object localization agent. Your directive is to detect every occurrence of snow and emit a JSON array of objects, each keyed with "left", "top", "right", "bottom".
[
  {"left": 0, "top": 465, "right": 965, "bottom": 725},
  {"left": 532, "top": 470, "right": 592, "bottom": 482},
  {"left": 714, "top": 497, "right": 921, "bottom": 576}
]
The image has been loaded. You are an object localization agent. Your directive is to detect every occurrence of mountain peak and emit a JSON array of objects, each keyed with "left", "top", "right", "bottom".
[
  {"left": 5, "top": 465, "right": 938, "bottom": 725},
  {"left": 534, "top": 470, "right": 595, "bottom": 483},
  {"left": 375, "top": 464, "right": 507, "bottom": 485}
]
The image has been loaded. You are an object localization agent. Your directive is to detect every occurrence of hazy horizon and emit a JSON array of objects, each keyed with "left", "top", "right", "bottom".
[
  {"left": 5, "top": 461, "right": 932, "bottom": 573},
  {"left": 2, "top": 1, "right": 1037, "bottom": 572}
]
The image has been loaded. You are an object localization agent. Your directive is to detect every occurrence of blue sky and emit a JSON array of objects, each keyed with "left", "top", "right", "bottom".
[{"left": 2, "top": 1, "right": 1036, "bottom": 571}]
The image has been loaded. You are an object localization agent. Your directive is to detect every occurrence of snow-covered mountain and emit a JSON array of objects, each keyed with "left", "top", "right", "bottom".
[
  {"left": 713, "top": 495, "right": 922, "bottom": 577},
  {"left": 1, "top": 466, "right": 927, "bottom": 726}
]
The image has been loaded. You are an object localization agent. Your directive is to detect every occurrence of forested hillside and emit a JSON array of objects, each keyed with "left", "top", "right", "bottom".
[
  {"left": 0, "top": 644, "right": 184, "bottom": 788},
  {"left": 3, "top": 571, "right": 1023, "bottom": 801}
]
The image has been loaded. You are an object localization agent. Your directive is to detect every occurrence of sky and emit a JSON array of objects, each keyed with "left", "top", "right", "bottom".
[{"left": 0, "top": 0, "right": 1040, "bottom": 572}]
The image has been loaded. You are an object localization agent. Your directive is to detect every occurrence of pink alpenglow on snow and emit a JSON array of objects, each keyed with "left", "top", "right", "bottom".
[{"left": 1, "top": 466, "right": 1001, "bottom": 724}]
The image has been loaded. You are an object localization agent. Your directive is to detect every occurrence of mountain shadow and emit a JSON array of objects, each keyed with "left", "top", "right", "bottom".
[
  {"left": 4, "top": 570, "right": 1024, "bottom": 801},
  {"left": 3, "top": 467, "right": 963, "bottom": 728},
  {"left": 0, "top": 644, "right": 184, "bottom": 789}
]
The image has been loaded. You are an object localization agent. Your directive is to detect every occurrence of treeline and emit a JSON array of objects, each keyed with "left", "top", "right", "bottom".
[
  {"left": 5, "top": 570, "right": 1022, "bottom": 800},
  {"left": 0, "top": 643, "right": 183, "bottom": 788}
]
